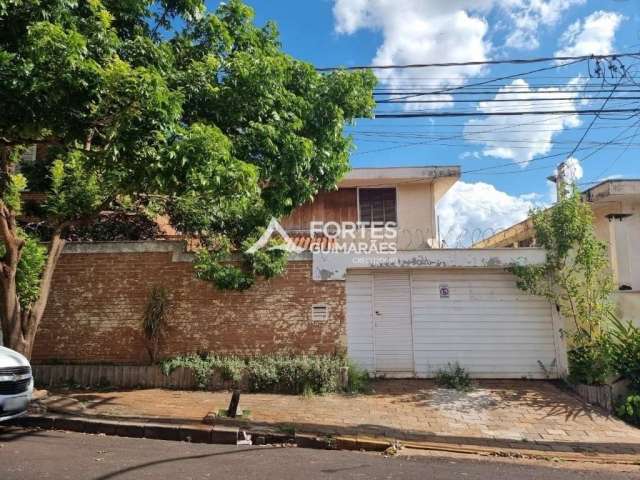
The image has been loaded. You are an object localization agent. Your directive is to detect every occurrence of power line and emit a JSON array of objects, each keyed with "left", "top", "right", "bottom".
[
  {"left": 316, "top": 51, "right": 640, "bottom": 71},
  {"left": 374, "top": 108, "right": 640, "bottom": 118},
  {"left": 372, "top": 59, "right": 587, "bottom": 102},
  {"left": 462, "top": 119, "right": 640, "bottom": 176},
  {"left": 352, "top": 114, "right": 576, "bottom": 156},
  {"left": 376, "top": 96, "right": 640, "bottom": 104},
  {"left": 565, "top": 75, "right": 624, "bottom": 160},
  {"left": 350, "top": 125, "right": 634, "bottom": 134},
  {"left": 590, "top": 120, "right": 640, "bottom": 181},
  {"left": 372, "top": 88, "right": 640, "bottom": 96},
  {"left": 354, "top": 138, "right": 640, "bottom": 148},
  {"left": 347, "top": 122, "right": 633, "bottom": 129}
]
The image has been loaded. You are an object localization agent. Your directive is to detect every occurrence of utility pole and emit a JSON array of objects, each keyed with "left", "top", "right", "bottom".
[{"left": 547, "top": 161, "right": 569, "bottom": 201}]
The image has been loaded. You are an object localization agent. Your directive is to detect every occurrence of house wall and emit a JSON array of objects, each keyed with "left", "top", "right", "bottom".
[
  {"left": 280, "top": 188, "right": 358, "bottom": 232},
  {"left": 396, "top": 182, "right": 437, "bottom": 249},
  {"left": 615, "top": 292, "right": 640, "bottom": 327},
  {"left": 593, "top": 199, "right": 640, "bottom": 288},
  {"left": 280, "top": 182, "right": 439, "bottom": 250},
  {"left": 31, "top": 242, "right": 346, "bottom": 365}
]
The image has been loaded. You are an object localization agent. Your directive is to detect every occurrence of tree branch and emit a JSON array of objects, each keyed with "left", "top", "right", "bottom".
[
  {"left": 152, "top": 7, "right": 169, "bottom": 35},
  {"left": 25, "top": 224, "right": 67, "bottom": 335}
]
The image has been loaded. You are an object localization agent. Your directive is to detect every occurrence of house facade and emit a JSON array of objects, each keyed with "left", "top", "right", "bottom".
[
  {"left": 474, "top": 179, "right": 640, "bottom": 325},
  {"left": 33, "top": 165, "right": 566, "bottom": 379}
]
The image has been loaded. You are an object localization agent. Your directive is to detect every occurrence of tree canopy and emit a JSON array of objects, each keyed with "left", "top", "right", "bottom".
[{"left": 0, "top": 0, "right": 376, "bottom": 353}]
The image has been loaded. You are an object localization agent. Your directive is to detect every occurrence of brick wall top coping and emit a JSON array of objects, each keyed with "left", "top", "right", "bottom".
[{"left": 61, "top": 240, "right": 313, "bottom": 262}]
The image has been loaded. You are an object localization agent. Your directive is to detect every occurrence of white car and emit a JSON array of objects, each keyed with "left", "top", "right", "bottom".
[{"left": 0, "top": 346, "right": 33, "bottom": 422}]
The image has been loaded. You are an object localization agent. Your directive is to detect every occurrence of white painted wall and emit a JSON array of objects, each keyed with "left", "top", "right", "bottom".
[
  {"left": 313, "top": 248, "right": 547, "bottom": 281},
  {"left": 346, "top": 269, "right": 564, "bottom": 379},
  {"left": 395, "top": 182, "right": 437, "bottom": 249}
]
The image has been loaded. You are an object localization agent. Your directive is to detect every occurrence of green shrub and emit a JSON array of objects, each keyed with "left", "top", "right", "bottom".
[
  {"left": 246, "top": 355, "right": 343, "bottom": 395},
  {"left": 345, "top": 359, "right": 371, "bottom": 394},
  {"left": 217, "top": 356, "right": 245, "bottom": 383},
  {"left": 435, "top": 362, "right": 472, "bottom": 391},
  {"left": 161, "top": 354, "right": 357, "bottom": 394},
  {"left": 161, "top": 355, "right": 216, "bottom": 388},
  {"left": 567, "top": 336, "right": 613, "bottom": 386},
  {"left": 610, "top": 318, "right": 640, "bottom": 389},
  {"left": 616, "top": 394, "right": 640, "bottom": 427},
  {"left": 245, "top": 356, "right": 279, "bottom": 392}
]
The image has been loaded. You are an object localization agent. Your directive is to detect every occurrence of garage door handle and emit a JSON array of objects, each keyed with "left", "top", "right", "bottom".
[{"left": 375, "top": 310, "right": 381, "bottom": 316}]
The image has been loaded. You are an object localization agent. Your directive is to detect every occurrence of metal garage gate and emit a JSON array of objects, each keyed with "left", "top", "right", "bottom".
[{"left": 346, "top": 269, "right": 561, "bottom": 378}]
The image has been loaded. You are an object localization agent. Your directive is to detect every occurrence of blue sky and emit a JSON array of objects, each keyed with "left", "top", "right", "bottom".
[{"left": 207, "top": 0, "right": 640, "bottom": 245}]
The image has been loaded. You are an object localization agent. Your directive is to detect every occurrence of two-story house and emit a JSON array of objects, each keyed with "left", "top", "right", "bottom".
[
  {"left": 274, "top": 166, "right": 564, "bottom": 379},
  {"left": 34, "top": 165, "right": 565, "bottom": 380}
]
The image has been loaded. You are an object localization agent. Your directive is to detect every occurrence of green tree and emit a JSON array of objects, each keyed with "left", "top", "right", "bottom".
[
  {"left": 0, "top": 0, "right": 376, "bottom": 356},
  {"left": 510, "top": 190, "right": 615, "bottom": 382}
]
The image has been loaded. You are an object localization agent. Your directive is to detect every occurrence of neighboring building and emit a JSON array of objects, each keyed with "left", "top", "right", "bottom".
[
  {"left": 34, "top": 165, "right": 566, "bottom": 380},
  {"left": 474, "top": 179, "right": 640, "bottom": 324}
]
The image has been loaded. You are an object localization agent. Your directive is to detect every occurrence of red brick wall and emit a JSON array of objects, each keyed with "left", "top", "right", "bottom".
[{"left": 32, "top": 244, "right": 346, "bottom": 364}]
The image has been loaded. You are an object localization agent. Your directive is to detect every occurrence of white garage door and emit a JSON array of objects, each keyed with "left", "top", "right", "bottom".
[{"left": 346, "top": 269, "right": 560, "bottom": 379}]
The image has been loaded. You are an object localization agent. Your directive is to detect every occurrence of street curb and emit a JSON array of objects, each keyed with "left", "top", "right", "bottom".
[
  {"left": 8, "top": 414, "right": 639, "bottom": 465},
  {"left": 11, "top": 414, "right": 239, "bottom": 446}
]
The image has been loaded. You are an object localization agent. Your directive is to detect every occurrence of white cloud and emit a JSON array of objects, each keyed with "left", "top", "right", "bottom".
[
  {"left": 502, "top": 0, "right": 586, "bottom": 50},
  {"left": 556, "top": 10, "right": 624, "bottom": 58},
  {"left": 437, "top": 181, "right": 545, "bottom": 247},
  {"left": 459, "top": 151, "right": 482, "bottom": 160},
  {"left": 563, "top": 156, "right": 583, "bottom": 182},
  {"left": 334, "top": 1, "right": 494, "bottom": 110},
  {"left": 463, "top": 76, "right": 586, "bottom": 166},
  {"left": 333, "top": 1, "right": 588, "bottom": 109}
]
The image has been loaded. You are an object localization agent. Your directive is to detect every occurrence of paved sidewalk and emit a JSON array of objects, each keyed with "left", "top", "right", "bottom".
[{"left": 39, "top": 380, "right": 640, "bottom": 455}]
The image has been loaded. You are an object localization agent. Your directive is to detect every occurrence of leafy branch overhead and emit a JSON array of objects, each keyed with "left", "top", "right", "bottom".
[{"left": 0, "top": 0, "right": 376, "bottom": 354}]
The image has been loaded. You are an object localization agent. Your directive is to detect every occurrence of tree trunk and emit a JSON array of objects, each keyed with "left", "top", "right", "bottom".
[{"left": 0, "top": 224, "right": 65, "bottom": 358}]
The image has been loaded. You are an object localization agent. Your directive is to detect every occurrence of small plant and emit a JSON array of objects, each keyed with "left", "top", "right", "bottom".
[
  {"left": 302, "top": 384, "right": 315, "bottom": 398},
  {"left": 277, "top": 423, "right": 296, "bottom": 435},
  {"left": 609, "top": 317, "right": 640, "bottom": 389},
  {"left": 142, "top": 286, "right": 170, "bottom": 364},
  {"left": 616, "top": 394, "right": 640, "bottom": 427},
  {"left": 566, "top": 335, "right": 613, "bottom": 386},
  {"left": 435, "top": 362, "right": 472, "bottom": 391},
  {"left": 216, "top": 408, "right": 251, "bottom": 419},
  {"left": 345, "top": 359, "right": 371, "bottom": 394},
  {"left": 537, "top": 359, "right": 557, "bottom": 379}
]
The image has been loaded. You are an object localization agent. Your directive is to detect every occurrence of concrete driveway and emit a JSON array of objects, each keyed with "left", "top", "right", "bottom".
[{"left": 40, "top": 380, "right": 640, "bottom": 454}]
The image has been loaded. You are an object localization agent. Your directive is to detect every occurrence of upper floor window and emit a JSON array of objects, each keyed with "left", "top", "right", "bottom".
[{"left": 358, "top": 188, "right": 397, "bottom": 226}]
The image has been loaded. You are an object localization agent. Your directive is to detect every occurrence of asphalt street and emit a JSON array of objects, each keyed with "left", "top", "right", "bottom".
[{"left": 1, "top": 427, "right": 638, "bottom": 480}]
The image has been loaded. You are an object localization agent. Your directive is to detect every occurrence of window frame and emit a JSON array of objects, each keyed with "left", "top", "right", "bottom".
[{"left": 356, "top": 186, "right": 399, "bottom": 228}]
